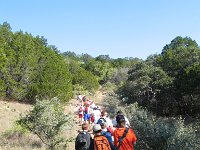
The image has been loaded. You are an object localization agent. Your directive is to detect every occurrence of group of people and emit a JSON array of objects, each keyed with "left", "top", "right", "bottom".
[{"left": 75, "top": 95, "right": 137, "bottom": 150}]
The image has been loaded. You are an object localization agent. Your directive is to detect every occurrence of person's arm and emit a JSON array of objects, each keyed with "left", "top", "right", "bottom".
[{"left": 106, "top": 132, "right": 116, "bottom": 149}]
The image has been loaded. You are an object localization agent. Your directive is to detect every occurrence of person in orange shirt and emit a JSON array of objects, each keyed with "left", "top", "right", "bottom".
[{"left": 113, "top": 115, "right": 137, "bottom": 150}]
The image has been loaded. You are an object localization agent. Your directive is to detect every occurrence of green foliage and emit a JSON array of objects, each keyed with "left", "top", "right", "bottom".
[
  {"left": 0, "top": 22, "right": 72, "bottom": 102},
  {"left": 29, "top": 48, "right": 72, "bottom": 102},
  {"left": 166, "top": 122, "right": 200, "bottom": 150},
  {"left": 125, "top": 103, "right": 200, "bottom": 150},
  {"left": 72, "top": 67, "right": 99, "bottom": 92},
  {"left": 118, "top": 36, "right": 200, "bottom": 117},
  {"left": 118, "top": 61, "right": 173, "bottom": 113},
  {"left": 17, "top": 97, "right": 72, "bottom": 149},
  {"left": 109, "top": 68, "right": 129, "bottom": 86},
  {"left": 103, "top": 93, "right": 200, "bottom": 150}
]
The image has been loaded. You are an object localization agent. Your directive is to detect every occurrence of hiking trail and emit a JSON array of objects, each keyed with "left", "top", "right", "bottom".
[{"left": 64, "top": 90, "right": 106, "bottom": 149}]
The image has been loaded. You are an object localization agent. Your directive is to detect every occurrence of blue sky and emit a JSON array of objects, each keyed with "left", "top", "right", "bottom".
[{"left": 1, "top": 0, "right": 200, "bottom": 59}]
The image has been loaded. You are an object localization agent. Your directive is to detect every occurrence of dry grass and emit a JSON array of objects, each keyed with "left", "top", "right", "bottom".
[{"left": 0, "top": 90, "right": 106, "bottom": 150}]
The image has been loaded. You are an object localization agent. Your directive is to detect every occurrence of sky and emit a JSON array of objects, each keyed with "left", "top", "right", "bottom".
[{"left": 1, "top": 0, "right": 200, "bottom": 60}]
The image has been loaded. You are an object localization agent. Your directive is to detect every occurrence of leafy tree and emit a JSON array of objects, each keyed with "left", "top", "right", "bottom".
[
  {"left": 0, "top": 22, "right": 73, "bottom": 102},
  {"left": 0, "top": 22, "right": 15, "bottom": 98},
  {"left": 61, "top": 51, "right": 80, "bottom": 61},
  {"left": 95, "top": 54, "right": 111, "bottom": 63},
  {"left": 29, "top": 47, "right": 72, "bottom": 102},
  {"left": 156, "top": 36, "right": 200, "bottom": 116},
  {"left": 118, "top": 61, "right": 173, "bottom": 115},
  {"left": 72, "top": 67, "right": 99, "bottom": 92}
]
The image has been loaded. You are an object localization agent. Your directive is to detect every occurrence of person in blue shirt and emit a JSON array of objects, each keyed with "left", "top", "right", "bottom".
[{"left": 100, "top": 122, "right": 116, "bottom": 150}]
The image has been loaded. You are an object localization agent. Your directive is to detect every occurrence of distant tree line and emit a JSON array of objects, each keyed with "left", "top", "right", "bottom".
[{"left": 1, "top": 22, "right": 199, "bottom": 118}]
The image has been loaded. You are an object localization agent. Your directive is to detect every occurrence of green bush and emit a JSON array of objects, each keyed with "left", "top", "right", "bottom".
[
  {"left": 103, "top": 93, "right": 200, "bottom": 150},
  {"left": 125, "top": 103, "right": 200, "bottom": 150},
  {"left": 17, "top": 97, "right": 73, "bottom": 150}
]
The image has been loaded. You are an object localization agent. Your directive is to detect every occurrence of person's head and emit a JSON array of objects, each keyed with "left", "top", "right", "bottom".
[
  {"left": 82, "top": 96, "right": 87, "bottom": 102},
  {"left": 116, "top": 115, "right": 125, "bottom": 127},
  {"left": 117, "top": 110, "right": 123, "bottom": 115},
  {"left": 100, "top": 122, "right": 107, "bottom": 130},
  {"left": 82, "top": 122, "right": 88, "bottom": 130},
  {"left": 101, "top": 110, "right": 108, "bottom": 117},
  {"left": 93, "top": 124, "right": 102, "bottom": 135}
]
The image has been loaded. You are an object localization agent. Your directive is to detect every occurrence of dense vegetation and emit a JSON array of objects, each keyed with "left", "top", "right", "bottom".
[
  {"left": 0, "top": 22, "right": 72, "bottom": 103},
  {"left": 118, "top": 36, "right": 200, "bottom": 117},
  {"left": 0, "top": 22, "right": 200, "bottom": 149},
  {"left": 102, "top": 92, "right": 200, "bottom": 150}
]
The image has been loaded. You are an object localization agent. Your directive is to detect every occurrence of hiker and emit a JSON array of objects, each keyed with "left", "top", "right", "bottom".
[
  {"left": 75, "top": 123, "right": 93, "bottom": 150},
  {"left": 97, "top": 110, "right": 114, "bottom": 135},
  {"left": 84, "top": 104, "right": 91, "bottom": 124},
  {"left": 113, "top": 115, "right": 137, "bottom": 150},
  {"left": 78, "top": 104, "right": 84, "bottom": 125},
  {"left": 82, "top": 96, "right": 88, "bottom": 106},
  {"left": 112, "top": 111, "right": 130, "bottom": 128},
  {"left": 93, "top": 106, "right": 101, "bottom": 123},
  {"left": 100, "top": 121, "right": 116, "bottom": 150},
  {"left": 93, "top": 124, "right": 111, "bottom": 150}
]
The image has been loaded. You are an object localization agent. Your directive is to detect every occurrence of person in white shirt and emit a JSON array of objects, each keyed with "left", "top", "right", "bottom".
[
  {"left": 93, "top": 106, "right": 101, "bottom": 123},
  {"left": 97, "top": 110, "right": 114, "bottom": 134}
]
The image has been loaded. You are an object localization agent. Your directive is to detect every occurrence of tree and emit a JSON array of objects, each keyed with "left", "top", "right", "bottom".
[
  {"left": 118, "top": 61, "right": 173, "bottom": 115},
  {"left": 0, "top": 23, "right": 73, "bottom": 102},
  {"left": 156, "top": 36, "right": 200, "bottom": 116}
]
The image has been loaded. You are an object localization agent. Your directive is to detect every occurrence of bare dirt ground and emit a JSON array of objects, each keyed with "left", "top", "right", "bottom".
[
  {"left": 0, "top": 90, "right": 106, "bottom": 150},
  {"left": 0, "top": 100, "right": 32, "bottom": 134}
]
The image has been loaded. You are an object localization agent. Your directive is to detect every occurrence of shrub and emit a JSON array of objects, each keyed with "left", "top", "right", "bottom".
[
  {"left": 125, "top": 103, "right": 200, "bottom": 150},
  {"left": 17, "top": 97, "right": 73, "bottom": 150}
]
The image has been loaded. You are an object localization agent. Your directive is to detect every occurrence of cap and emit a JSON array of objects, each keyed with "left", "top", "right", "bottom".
[
  {"left": 97, "top": 118, "right": 107, "bottom": 126},
  {"left": 93, "top": 124, "right": 102, "bottom": 132},
  {"left": 116, "top": 115, "right": 125, "bottom": 123}
]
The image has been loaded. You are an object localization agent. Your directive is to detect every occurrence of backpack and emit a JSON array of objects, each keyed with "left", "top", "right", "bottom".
[
  {"left": 94, "top": 135, "right": 111, "bottom": 150},
  {"left": 117, "top": 127, "right": 129, "bottom": 150},
  {"left": 75, "top": 131, "right": 91, "bottom": 150}
]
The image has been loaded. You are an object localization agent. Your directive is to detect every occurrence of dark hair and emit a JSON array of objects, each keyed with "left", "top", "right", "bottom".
[
  {"left": 117, "top": 110, "right": 123, "bottom": 115},
  {"left": 116, "top": 115, "right": 125, "bottom": 123}
]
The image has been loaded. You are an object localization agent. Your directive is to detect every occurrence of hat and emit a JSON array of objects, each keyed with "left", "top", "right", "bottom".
[
  {"left": 97, "top": 118, "right": 107, "bottom": 126},
  {"left": 116, "top": 115, "right": 125, "bottom": 123},
  {"left": 93, "top": 124, "right": 102, "bottom": 132}
]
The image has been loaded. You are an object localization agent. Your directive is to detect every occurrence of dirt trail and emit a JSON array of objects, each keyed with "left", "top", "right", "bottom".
[{"left": 64, "top": 90, "right": 106, "bottom": 149}]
